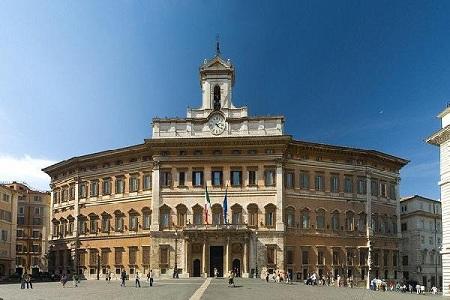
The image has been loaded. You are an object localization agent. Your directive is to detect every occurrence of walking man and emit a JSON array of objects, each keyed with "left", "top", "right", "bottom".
[
  {"left": 120, "top": 270, "right": 126, "bottom": 287},
  {"left": 135, "top": 272, "right": 141, "bottom": 288},
  {"left": 148, "top": 269, "right": 154, "bottom": 287}
]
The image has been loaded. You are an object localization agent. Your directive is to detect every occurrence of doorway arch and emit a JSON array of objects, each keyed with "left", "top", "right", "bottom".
[
  {"left": 193, "top": 259, "right": 201, "bottom": 277},
  {"left": 232, "top": 259, "right": 241, "bottom": 277}
]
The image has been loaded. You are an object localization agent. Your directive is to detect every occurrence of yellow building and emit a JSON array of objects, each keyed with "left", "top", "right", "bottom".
[
  {"left": 43, "top": 48, "right": 408, "bottom": 286},
  {"left": 0, "top": 185, "right": 17, "bottom": 279},
  {"left": 3, "top": 182, "right": 51, "bottom": 276}
]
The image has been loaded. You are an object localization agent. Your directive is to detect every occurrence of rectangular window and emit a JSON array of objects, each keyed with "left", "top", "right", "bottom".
[
  {"left": 315, "top": 174, "right": 324, "bottom": 191},
  {"left": 160, "top": 171, "right": 172, "bottom": 187},
  {"left": 357, "top": 177, "right": 366, "bottom": 195},
  {"left": 344, "top": 176, "right": 353, "bottom": 193},
  {"left": 101, "top": 250, "right": 109, "bottom": 266},
  {"left": 143, "top": 174, "right": 152, "bottom": 190},
  {"left": 34, "top": 207, "right": 42, "bottom": 216},
  {"left": 103, "top": 179, "right": 111, "bottom": 195},
  {"left": 371, "top": 179, "right": 378, "bottom": 196},
  {"left": 90, "top": 181, "right": 99, "bottom": 197},
  {"left": 115, "top": 178, "right": 124, "bottom": 194},
  {"left": 160, "top": 247, "right": 168, "bottom": 265},
  {"left": 401, "top": 223, "right": 407, "bottom": 231},
  {"left": 330, "top": 175, "right": 339, "bottom": 193},
  {"left": 115, "top": 249, "right": 123, "bottom": 265},
  {"left": 17, "top": 229, "right": 23, "bottom": 238},
  {"left": 178, "top": 171, "right": 186, "bottom": 186},
  {"left": 142, "top": 246, "right": 150, "bottom": 265},
  {"left": 265, "top": 211, "right": 274, "bottom": 227},
  {"left": 129, "top": 247, "right": 137, "bottom": 265},
  {"left": 70, "top": 186, "right": 75, "bottom": 199},
  {"left": 380, "top": 182, "right": 387, "bottom": 197},
  {"left": 402, "top": 255, "right": 408, "bottom": 266},
  {"left": 192, "top": 171, "right": 204, "bottom": 187},
  {"left": 129, "top": 176, "right": 139, "bottom": 192},
  {"left": 318, "top": 251, "right": 324, "bottom": 265},
  {"left": 115, "top": 216, "right": 124, "bottom": 231},
  {"left": 32, "top": 230, "right": 40, "bottom": 238},
  {"left": 1, "top": 230, "right": 8, "bottom": 241},
  {"left": 248, "top": 170, "right": 256, "bottom": 186},
  {"left": 212, "top": 171, "right": 223, "bottom": 186},
  {"left": 286, "top": 248, "right": 294, "bottom": 264},
  {"left": 265, "top": 169, "right": 275, "bottom": 186},
  {"left": 302, "top": 251, "right": 309, "bottom": 264},
  {"left": 285, "top": 172, "right": 294, "bottom": 189},
  {"left": 300, "top": 172, "right": 309, "bottom": 189},
  {"left": 231, "top": 170, "right": 242, "bottom": 186},
  {"left": 79, "top": 183, "right": 87, "bottom": 198}
]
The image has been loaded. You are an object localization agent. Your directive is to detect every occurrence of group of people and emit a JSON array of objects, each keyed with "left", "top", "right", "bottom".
[
  {"left": 20, "top": 273, "right": 32, "bottom": 289},
  {"left": 370, "top": 279, "right": 439, "bottom": 295},
  {"left": 119, "top": 269, "right": 154, "bottom": 288},
  {"left": 264, "top": 270, "right": 292, "bottom": 284}
]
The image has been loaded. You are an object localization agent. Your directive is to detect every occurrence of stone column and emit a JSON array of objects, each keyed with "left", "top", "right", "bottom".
[
  {"left": 225, "top": 237, "right": 230, "bottom": 275},
  {"left": 275, "top": 160, "right": 284, "bottom": 231},
  {"left": 184, "top": 239, "right": 189, "bottom": 276},
  {"left": 243, "top": 238, "right": 248, "bottom": 276},
  {"left": 366, "top": 172, "right": 372, "bottom": 289},
  {"left": 202, "top": 239, "right": 207, "bottom": 277},
  {"left": 74, "top": 180, "right": 80, "bottom": 235},
  {"left": 151, "top": 160, "right": 160, "bottom": 231}
]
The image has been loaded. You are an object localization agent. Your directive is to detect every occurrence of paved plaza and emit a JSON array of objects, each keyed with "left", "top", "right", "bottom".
[{"left": 0, "top": 278, "right": 442, "bottom": 300}]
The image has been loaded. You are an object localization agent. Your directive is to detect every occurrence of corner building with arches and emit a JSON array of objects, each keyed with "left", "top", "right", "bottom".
[{"left": 43, "top": 49, "right": 408, "bottom": 285}]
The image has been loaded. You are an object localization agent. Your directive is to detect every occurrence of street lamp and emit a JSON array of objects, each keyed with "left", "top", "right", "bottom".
[
  {"left": 173, "top": 229, "right": 178, "bottom": 279},
  {"left": 255, "top": 231, "right": 258, "bottom": 279}
]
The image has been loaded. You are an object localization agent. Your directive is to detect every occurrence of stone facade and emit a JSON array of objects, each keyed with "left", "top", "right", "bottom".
[
  {"left": 0, "top": 185, "right": 17, "bottom": 279},
  {"left": 427, "top": 106, "right": 450, "bottom": 295},
  {"left": 43, "top": 49, "right": 408, "bottom": 286},
  {"left": 3, "top": 182, "right": 51, "bottom": 276},
  {"left": 399, "top": 195, "right": 442, "bottom": 289}
]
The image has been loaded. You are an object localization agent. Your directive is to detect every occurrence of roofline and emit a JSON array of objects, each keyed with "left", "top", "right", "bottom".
[
  {"left": 290, "top": 139, "right": 409, "bottom": 166},
  {"left": 400, "top": 195, "right": 440, "bottom": 203},
  {"left": 42, "top": 143, "right": 146, "bottom": 174}
]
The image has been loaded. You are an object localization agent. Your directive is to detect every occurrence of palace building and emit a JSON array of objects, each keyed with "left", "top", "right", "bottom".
[{"left": 43, "top": 47, "right": 408, "bottom": 285}]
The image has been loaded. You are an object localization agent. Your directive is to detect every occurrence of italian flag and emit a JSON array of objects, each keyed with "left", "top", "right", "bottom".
[{"left": 204, "top": 185, "right": 211, "bottom": 224}]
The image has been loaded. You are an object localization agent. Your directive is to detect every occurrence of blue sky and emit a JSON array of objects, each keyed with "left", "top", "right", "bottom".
[{"left": 0, "top": 0, "right": 448, "bottom": 198}]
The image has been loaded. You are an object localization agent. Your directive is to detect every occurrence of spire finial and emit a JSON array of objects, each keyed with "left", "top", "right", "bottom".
[{"left": 216, "top": 34, "right": 221, "bottom": 56}]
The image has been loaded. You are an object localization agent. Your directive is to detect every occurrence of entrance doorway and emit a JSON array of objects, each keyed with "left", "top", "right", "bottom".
[
  {"left": 193, "top": 259, "right": 201, "bottom": 277},
  {"left": 232, "top": 259, "right": 241, "bottom": 277},
  {"left": 209, "top": 246, "right": 224, "bottom": 277}
]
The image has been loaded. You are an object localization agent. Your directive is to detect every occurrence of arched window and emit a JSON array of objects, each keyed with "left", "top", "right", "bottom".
[
  {"left": 212, "top": 204, "right": 223, "bottom": 225},
  {"left": 331, "top": 210, "right": 340, "bottom": 231},
  {"left": 231, "top": 204, "right": 243, "bottom": 224},
  {"left": 265, "top": 204, "right": 276, "bottom": 228},
  {"left": 213, "top": 85, "right": 221, "bottom": 110},
  {"left": 113, "top": 210, "right": 124, "bottom": 232},
  {"left": 316, "top": 209, "right": 325, "bottom": 229},
  {"left": 247, "top": 204, "right": 258, "bottom": 227},
  {"left": 159, "top": 205, "right": 171, "bottom": 229},
  {"left": 192, "top": 204, "right": 203, "bottom": 225},
  {"left": 286, "top": 207, "right": 295, "bottom": 228},
  {"left": 176, "top": 204, "right": 187, "bottom": 227},
  {"left": 345, "top": 211, "right": 355, "bottom": 231},
  {"left": 128, "top": 209, "right": 140, "bottom": 231},
  {"left": 301, "top": 209, "right": 310, "bottom": 229},
  {"left": 358, "top": 212, "right": 367, "bottom": 232}
]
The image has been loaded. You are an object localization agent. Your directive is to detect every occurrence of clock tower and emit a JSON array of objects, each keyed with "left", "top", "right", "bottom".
[{"left": 151, "top": 46, "right": 284, "bottom": 138}]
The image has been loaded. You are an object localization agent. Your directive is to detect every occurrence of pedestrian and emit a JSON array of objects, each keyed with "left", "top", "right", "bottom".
[
  {"left": 266, "top": 273, "right": 269, "bottom": 283},
  {"left": 73, "top": 273, "right": 78, "bottom": 287},
  {"left": 149, "top": 269, "right": 154, "bottom": 287},
  {"left": 228, "top": 270, "right": 235, "bottom": 287},
  {"left": 135, "top": 272, "right": 141, "bottom": 288},
  {"left": 61, "top": 274, "right": 67, "bottom": 288},
  {"left": 120, "top": 270, "right": 126, "bottom": 287},
  {"left": 26, "top": 273, "right": 32, "bottom": 289},
  {"left": 214, "top": 267, "right": 218, "bottom": 278},
  {"left": 20, "top": 273, "right": 25, "bottom": 289}
]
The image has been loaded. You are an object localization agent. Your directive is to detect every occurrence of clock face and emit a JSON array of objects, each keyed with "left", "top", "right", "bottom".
[{"left": 208, "top": 113, "right": 226, "bottom": 135}]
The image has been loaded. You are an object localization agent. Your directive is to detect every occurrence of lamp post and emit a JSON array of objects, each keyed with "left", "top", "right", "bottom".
[
  {"left": 255, "top": 231, "right": 258, "bottom": 279},
  {"left": 97, "top": 252, "right": 100, "bottom": 280},
  {"left": 174, "top": 229, "right": 178, "bottom": 279}
]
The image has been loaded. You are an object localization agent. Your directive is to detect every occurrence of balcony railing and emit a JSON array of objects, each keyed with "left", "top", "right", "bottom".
[{"left": 183, "top": 224, "right": 250, "bottom": 231}]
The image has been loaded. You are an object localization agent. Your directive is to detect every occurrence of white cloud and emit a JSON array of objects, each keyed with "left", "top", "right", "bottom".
[{"left": 0, "top": 154, "right": 55, "bottom": 191}]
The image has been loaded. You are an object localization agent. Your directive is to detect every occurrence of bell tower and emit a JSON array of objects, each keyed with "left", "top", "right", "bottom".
[{"left": 199, "top": 42, "right": 235, "bottom": 110}]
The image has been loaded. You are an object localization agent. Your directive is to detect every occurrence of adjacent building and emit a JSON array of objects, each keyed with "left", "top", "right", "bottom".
[
  {"left": 2, "top": 182, "right": 51, "bottom": 276},
  {"left": 400, "top": 195, "right": 442, "bottom": 289},
  {"left": 43, "top": 48, "right": 408, "bottom": 286},
  {"left": 427, "top": 106, "right": 450, "bottom": 296},
  {"left": 0, "top": 185, "right": 17, "bottom": 279}
]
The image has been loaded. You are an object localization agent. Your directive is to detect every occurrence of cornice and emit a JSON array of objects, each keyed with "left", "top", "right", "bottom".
[{"left": 427, "top": 125, "right": 450, "bottom": 146}]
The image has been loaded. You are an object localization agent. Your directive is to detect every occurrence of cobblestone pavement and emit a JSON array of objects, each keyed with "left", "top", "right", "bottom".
[{"left": 0, "top": 278, "right": 442, "bottom": 300}]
